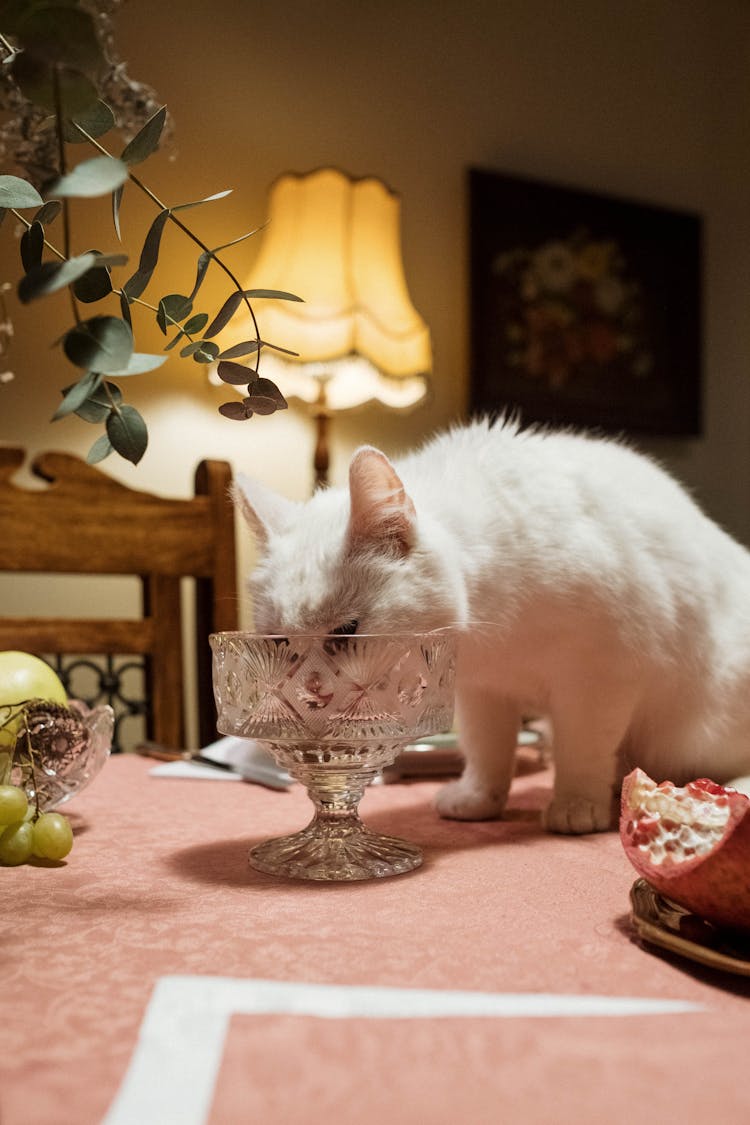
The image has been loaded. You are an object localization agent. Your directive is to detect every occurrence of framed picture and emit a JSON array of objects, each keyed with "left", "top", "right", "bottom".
[{"left": 468, "top": 167, "right": 703, "bottom": 435}]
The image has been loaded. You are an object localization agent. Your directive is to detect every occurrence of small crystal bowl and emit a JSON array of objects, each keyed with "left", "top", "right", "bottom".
[
  {"left": 211, "top": 629, "right": 457, "bottom": 881},
  {"left": 5, "top": 699, "right": 114, "bottom": 812}
]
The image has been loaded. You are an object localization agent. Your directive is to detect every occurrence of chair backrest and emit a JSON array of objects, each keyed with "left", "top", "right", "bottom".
[{"left": 0, "top": 447, "right": 238, "bottom": 751}]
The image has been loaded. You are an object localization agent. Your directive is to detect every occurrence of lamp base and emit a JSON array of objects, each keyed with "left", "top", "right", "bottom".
[{"left": 312, "top": 388, "right": 331, "bottom": 490}]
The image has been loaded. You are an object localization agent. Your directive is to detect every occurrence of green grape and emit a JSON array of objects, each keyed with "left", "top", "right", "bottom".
[
  {"left": 0, "top": 820, "right": 34, "bottom": 865},
  {"left": 0, "top": 785, "right": 28, "bottom": 826},
  {"left": 32, "top": 812, "right": 74, "bottom": 860}
]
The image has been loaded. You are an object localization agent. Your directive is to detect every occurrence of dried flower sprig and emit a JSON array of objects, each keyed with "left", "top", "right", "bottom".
[{"left": 0, "top": 699, "right": 80, "bottom": 864}]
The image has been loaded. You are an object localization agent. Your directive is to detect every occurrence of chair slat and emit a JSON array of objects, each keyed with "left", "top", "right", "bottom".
[
  {"left": 0, "top": 448, "right": 239, "bottom": 750},
  {"left": 0, "top": 618, "right": 154, "bottom": 653}
]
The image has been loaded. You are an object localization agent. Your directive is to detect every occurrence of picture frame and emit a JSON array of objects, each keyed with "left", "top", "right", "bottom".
[{"left": 468, "top": 167, "right": 703, "bottom": 436}]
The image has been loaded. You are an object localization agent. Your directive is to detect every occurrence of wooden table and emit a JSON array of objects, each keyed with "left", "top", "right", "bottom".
[{"left": 3, "top": 754, "right": 749, "bottom": 1124}]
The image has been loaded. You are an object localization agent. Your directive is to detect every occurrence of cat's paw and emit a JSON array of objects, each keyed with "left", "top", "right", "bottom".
[
  {"left": 435, "top": 779, "right": 506, "bottom": 821},
  {"left": 543, "top": 795, "right": 613, "bottom": 835}
]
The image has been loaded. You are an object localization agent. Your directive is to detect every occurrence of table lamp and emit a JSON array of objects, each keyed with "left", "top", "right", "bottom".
[{"left": 230, "top": 167, "right": 432, "bottom": 488}]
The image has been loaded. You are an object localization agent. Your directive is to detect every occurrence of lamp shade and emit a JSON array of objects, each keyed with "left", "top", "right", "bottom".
[{"left": 243, "top": 168, "right": 431, "bottom": 412}]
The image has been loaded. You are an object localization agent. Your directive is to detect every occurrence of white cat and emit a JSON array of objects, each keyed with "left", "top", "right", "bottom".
[{"left": 234, "top": 417, "right": 750, "bottom": 833}]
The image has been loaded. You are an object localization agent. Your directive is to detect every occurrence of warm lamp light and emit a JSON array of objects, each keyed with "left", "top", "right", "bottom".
[{"left": 231, "top": 167, "right": 432, "bottom": 487}]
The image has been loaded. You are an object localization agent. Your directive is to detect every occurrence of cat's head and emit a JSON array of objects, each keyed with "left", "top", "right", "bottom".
[{"left": 234, "top": 446, "right": 460, "bottom": 635}]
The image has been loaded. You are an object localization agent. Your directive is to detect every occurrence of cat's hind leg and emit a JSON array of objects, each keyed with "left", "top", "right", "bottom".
[{"left": 435, "top": 683, "right": 520, "bottom": 820}]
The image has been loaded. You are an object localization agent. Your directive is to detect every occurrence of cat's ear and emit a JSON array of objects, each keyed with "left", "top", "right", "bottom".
[
  {"left": 232, "top": 474, "right": 297, "bottom": 547},
  {"left": 347, "top": 447, "right": 416, "bottom": 556}
]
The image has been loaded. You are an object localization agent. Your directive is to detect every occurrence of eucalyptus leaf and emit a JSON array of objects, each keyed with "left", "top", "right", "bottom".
[
  {"left": 203, "top": 290, "right": 244, "bottom": 338},
  {"left": 0, "top": 0, "right": 49, "bottom": 36},
  {"left": 164, "top": 329, "right": 187, "bottom": 351},
  {"left": 33, "top": 199, "right": 62, "bottom": 225},
  {"left": 0, "top": 175, "right": 43, "bottom": 209},
  {"left": 251, "top": 377, "right": 287, "bottom": 407},
  {"left": 72, "top": 254, "right": 113, "bottom": 303},
  {"left": 18, "top": 251, "right": 98, "bottom": 302},
  {"left": 86, "top": 432, "right": 114, "bottom": 464},
  {"left": 112, "top": 183, "right": 123, "bottom": 241},
  {"left": 73, "top": 380, "right": 123, "bottom": 423},
  {"left": 180, "top": 340, "right": 219, "bottom": 362},
  {"left": 51, "top": 156, "right": 129, "bottom": 199},
  {"left": 216, "top": 359, "right": 253, "bottom": 386},
  {"left": 52, "top": 369, "right": 102, "bottom": 420},
  {"left": 12, "top": 52, "right": 98, "bottom": 116},
  {"left": 113, "top": 352, "right": 168, "bottom": 375},
  {"left": 218, "top": 339, "right": 261, "bottom": 360},
  {"left": 20, "top": 221, "right": 44, "bottom": 272},
  {"left": 119, "top": 289, "right": 132, "bottom": 328},
  {"left": 107, "top": 404, "right": 148, "bottom": 465},
  {"left": 15, "top": 5, "right": 103, "bottom": 71},
  {"left": 264, "top": 340, "right": 299, "bottom": 357},
  {"left": 244, "top": 376, "right": 288, "bottom": 415},
  {"left": 64, "top": 99, "right": 115, "bottom": 143},
  {"left": 120, "top": 105, "right": 167, "bottom": 166},
  {"left": 63, "top": 316, "right": 134, "bottom": 374},
  {"left": 245, "top": 288, "right": 303, "bottom": 302},
  {"left": 218, "top": 401, "right": 251, "bottom": 420},
  {"left": 188, "top": 250, "right": 212, "bottom": 300},
  {"left": 192, "top": 342, "right": 220, "bottom": 363},
  {"left": 156, "top": 293, "right": 192, "bottom": 334},
  {"left": 179, "top": 340, "right": 206, "bottom": 358},
  {"left": 183, "top": 313, "right": 208, "bottom": 335},
  {"left": 122, "top": 208, "right": 170, "bottom": 299},
  {"left": 210, "top": 225, "right": 264, "bottom": 255},
  {"left": 243, "top": 394, "right": 279, "bottom": 416},
  {"left": 203, "top": 288, "right": 300, "bottom": 340},
  {"left": 171, "top": 189, "right": 232, "bottom": 212}
]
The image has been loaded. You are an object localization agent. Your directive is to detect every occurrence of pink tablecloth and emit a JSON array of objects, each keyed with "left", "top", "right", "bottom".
[{"left": 3, "top": 754, "right": 749, "bottom": 1124}]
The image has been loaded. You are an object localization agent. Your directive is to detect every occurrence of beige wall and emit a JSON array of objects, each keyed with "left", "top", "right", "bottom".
[{"left": 2, "top": 0, "right": 750, "bottom": 630}]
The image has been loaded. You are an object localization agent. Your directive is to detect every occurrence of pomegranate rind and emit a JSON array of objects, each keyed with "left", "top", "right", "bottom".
[{"left": 620, "top": 767, "right": 750, "bottom": 932}]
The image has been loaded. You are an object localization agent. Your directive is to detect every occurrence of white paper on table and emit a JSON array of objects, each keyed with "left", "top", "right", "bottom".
[{"left": 149, "top": 736, "right": 292, "bottom": 789}]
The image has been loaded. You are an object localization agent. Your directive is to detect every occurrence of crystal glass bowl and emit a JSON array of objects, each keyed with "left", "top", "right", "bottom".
[
  {"left": 2, "top": 699, "right": 114, "bottom": 811},
  {"left": 210, "top": 629, "right": 457, "bottom": 881}
]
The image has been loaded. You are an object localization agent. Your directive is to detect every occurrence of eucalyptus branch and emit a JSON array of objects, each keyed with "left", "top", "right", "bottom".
[
  {"left": 11, "top": 212, "right": 159, "bottom": 320},
  {"left": 102, "top": 380, "right": 123, "bottom": 416},
  {"left": 0, "top": 0, "right": 295, "bottom": 467},
  {"left": 51, "top": 64, "right": 80, "bottom": 325},
  {"left": 130, "top": 169, "right": 263, "bottom": 373},
  {"left": 111, "top": 289, "right": 158, "bottom": 315},
  {"left": 73, "top": 122, "right": 262, "bottom": 369},
  {"left": 50, "top": 68, "right": 70, "bottom": 256}
]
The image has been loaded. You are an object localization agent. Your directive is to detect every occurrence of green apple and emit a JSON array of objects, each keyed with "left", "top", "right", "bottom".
[{"left": 0, "top": 652, "right": 68, "bottom": 747}]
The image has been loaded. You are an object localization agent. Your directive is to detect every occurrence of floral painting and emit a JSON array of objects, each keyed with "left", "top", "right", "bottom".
[{"left": 469, "top": 169, "right": 702, "bottom": 435}]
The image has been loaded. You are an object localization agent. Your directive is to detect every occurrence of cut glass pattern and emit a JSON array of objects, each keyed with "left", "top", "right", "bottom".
[{"left": 210, "top": 630, "right": 457, "bottom": 881}]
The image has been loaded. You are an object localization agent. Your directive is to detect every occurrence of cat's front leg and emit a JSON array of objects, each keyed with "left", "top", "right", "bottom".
[
  {"left": 435, "top": 684, "right": 520, "bottom": 821},
  {"left": 543, "top": 681, "right": 635, "bottom": 834}
]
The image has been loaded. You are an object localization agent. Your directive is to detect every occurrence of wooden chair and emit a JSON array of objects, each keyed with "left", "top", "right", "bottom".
[{"left": 0, "top": 447, "right": 238, "bottom": 751}]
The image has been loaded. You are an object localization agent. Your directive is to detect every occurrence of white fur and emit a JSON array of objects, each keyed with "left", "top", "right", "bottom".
[{"left": 236, "top": 417, "right": 750, "bottom": 833}]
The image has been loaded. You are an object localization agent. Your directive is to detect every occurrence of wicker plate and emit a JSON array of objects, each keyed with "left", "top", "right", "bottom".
[{"left": 630, "top": 878, "right": 750, "bottom": 976}]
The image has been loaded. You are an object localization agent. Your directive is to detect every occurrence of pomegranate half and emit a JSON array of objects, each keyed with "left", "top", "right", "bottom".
[{"left": 620, "top": 767, "right": 750, "bottom": 932}]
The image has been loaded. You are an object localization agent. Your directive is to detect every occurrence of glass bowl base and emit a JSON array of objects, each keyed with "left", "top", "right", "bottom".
[{"left": 249, "top": 823, "right": 423, "bottom": 882}]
